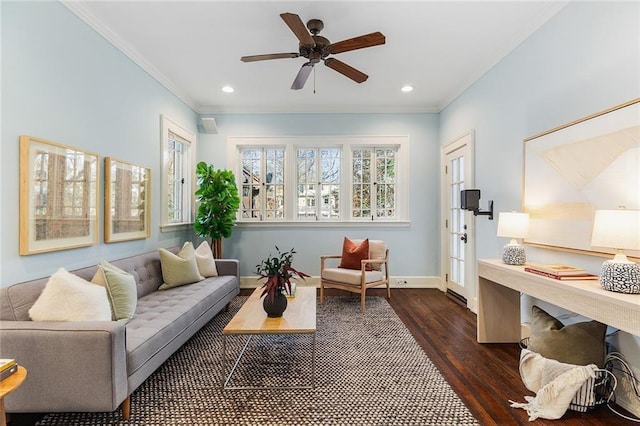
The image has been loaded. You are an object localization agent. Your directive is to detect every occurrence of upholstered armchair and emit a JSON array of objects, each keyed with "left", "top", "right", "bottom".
[{"left": 320, "top": 239, "right": 390, "bottom": 312}]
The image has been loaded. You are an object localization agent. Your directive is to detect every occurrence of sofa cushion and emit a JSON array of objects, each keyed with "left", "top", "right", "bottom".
[
  {"left": 28, "top": 268, "right": 111, "bottom": 322},
  {"left": 339, "top": 237, "right": 370, "bottom": 270},
  {"left": 92, "top": 260, "right": 138, "bottom": 321},
  {"left": 194, "top": 241, "right": 218, "bottom": 277},
  {"left": 322, "top": 267, "right": 384, "bottom": 286},
  {"left": 527, "top": 305, "right": 607, "bottom": 367},
  {"left": 158, "top": 243, "right": 204, "bottom": 290},
  {"left": 124, "top": 276, "right": 238, "bottom": 376}
]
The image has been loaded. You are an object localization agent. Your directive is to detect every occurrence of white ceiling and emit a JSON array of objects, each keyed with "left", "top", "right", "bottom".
[{"left": 63, "top": 1, "right": 568, "bottom": 114}]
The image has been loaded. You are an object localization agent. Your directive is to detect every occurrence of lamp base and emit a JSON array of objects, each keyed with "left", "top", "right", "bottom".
[
  {"left": 502, "top": 244, "right": 526, "bottom": 266},
  {"left": 599, "top": 260, "right": 640, "bottom": 294}
]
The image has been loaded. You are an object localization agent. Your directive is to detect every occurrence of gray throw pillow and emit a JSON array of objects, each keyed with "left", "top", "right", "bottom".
[{"left": 527, "top": 305, "right": 607, "bottom": 367}]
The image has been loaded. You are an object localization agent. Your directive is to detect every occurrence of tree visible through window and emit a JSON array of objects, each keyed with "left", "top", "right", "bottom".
[
  {"left": 167, "top": 131, "right": 186, "bottom": 223},
  {"left": 241, "top": 147, "right": 285, "bottom": 220},
  {"left": 230, "top": 136, "right": 407, "bottom": 223},
  {"left": 296, "top": 148, "right": 340, "bottom": 220},
  {"left": 352, "top": 148, "right": 396, "bottom": 220}
]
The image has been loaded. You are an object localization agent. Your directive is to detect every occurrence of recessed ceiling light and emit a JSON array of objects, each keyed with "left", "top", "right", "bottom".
[
  {"left": 222, "top": 85, "right": 234, "bottom": 93},
  {"left": 401, "top": 85, "right": 414, "bottom": 93}
]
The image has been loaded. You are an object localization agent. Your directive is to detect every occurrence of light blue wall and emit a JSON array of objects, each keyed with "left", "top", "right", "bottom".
[
  {"left": 1, "top": 2, "right": 197, "bottom": 286},
  {"left": 440, "top": 1, "right": 640, "bottom": 270},
  {"left": 197, "top": 113, "right": 440, "bottom": 277},
  {"left": 439, "top": 0, "right": 640, "bottom": 405}
]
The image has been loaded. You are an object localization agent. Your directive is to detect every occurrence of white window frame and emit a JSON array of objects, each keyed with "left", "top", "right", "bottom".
[
  {"left": 160, "top": 115, "right": 196, "bottom": 231},
  {"left": 228, "top": 135, "right": 409, "bottom": 226}
]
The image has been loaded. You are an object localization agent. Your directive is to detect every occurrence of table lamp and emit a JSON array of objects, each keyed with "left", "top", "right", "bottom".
[
  {"left": 590, "top": 209, "right": 640, "bottom": 293},
  {"left": 497, "top": 211, "right": 529, "bottom": 265}
]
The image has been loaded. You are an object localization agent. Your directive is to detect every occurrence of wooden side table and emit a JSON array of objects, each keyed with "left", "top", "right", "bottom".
[{"left": 0, "top": 366, "right": 27, "bottom": 426}]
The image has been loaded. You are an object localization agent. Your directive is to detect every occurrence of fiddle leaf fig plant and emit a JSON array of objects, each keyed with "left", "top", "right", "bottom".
[{"left": 194, "top": 162, "right": 240, "bottom": 258}]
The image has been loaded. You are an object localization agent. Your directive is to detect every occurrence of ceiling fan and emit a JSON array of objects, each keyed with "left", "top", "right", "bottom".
[{"left": 241, "top": 13, "right": 385, "bottom": 90}]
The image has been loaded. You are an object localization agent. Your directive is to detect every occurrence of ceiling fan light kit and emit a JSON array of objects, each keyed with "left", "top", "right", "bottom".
[{"left": 240, "top": 12, "right": 386, "bottom": 91}]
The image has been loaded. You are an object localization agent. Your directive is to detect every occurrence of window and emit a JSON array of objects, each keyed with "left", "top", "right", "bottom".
[
  {"left": 229, "top": 136, "right": 408, "bottom": 224},
  {"left": 352, "top": 148, "right": 397, "bottom": 219},
  {"left": 240, "top": 147, "right": 285, "bottom": 220},
  {"left": 161, "top": 116, "right": 196, "bottom": 230},
  {"left": 297, "top": 148, "right": 341, "bottom": 220}
]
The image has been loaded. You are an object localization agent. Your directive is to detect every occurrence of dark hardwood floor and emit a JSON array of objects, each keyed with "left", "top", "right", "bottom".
[
  {"left": 9, "top": 288, "right": 637, "bottom": 425},
  {"left": 366, "top": 287, "right": 638, "bottom": 425}
]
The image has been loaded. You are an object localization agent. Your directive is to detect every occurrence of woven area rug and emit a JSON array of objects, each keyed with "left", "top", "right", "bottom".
[{"left": 37, "top": 296, "right": 478, "bottom": 425}]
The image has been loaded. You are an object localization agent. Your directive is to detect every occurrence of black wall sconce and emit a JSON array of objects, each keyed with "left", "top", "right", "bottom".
[{"left": 460, "top": 189, "right": 494, "bottom": 220}]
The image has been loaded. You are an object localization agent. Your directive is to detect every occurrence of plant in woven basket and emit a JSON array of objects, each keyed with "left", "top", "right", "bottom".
[{"left": 255, "top": 246, "right": 309, "bottom": 302}]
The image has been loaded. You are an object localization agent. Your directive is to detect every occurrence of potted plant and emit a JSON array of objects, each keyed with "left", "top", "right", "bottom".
[
  {"left": 255, "top": 246, "right": 309, "bottom": 317},
  {"left": 194, "top": 162, "right": 240, "bottom": 258}
]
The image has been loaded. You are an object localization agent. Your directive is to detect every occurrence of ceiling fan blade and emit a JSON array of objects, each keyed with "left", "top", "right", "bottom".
[
  {"left": 324, "top": 58, "right": 368, "bottom": 83},
  {"left": 241, "top": 53, "right": 299, "bottom": 62},
  {"left": 291, "top": 62, "right": 314, "bottom": 90},
  {"left": 280, "top": 13, "right": 315, "bottom": 47},
  {"left": 329, "top": 32, "right": 386, "bottom": 55}
]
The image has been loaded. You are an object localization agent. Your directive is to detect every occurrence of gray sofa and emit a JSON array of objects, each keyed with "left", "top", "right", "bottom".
[{"left": 0, "top": 247, "right": 239, "bottom": 419}]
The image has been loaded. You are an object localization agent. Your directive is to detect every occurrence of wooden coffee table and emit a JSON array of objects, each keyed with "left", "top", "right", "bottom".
[{"left": 222, "top": 286, "right": 316, "bottom": 390}]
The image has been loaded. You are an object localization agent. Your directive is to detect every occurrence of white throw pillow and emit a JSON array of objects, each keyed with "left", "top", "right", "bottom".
[
  {"left": 29, "top": 268, "right": 111, "bottom": 321},
  {"left": 193, "top": 241, "right": 218, "bottom": 277}
]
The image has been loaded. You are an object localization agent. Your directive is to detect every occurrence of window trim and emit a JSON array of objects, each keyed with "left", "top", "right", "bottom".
[
  {"left": 160, "top": 115, "right": 196, "bottom": 232},
  {"left": 228, "top": 135, "right": 409, "bottom": 224}
]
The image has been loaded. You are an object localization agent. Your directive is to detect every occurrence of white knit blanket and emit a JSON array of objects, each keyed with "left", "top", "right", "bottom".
[{"left": 510, "top": 349, "right": 598, "bottom": 421}]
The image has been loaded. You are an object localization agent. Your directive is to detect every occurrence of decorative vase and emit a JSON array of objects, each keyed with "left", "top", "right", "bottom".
[{"left": 263, "top": 291, "right": 288, "bottom": 318}]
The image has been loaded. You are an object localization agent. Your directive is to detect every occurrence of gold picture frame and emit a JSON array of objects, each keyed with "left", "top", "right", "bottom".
[
  {"left": 523, "top": 98, "right": 640, "bottom": 260},
  {"left": 19, "top": 135, "right": 99, "bottom": 255},
  {"left": 105, "top": 157, "right": 151, "bottom": 243}
]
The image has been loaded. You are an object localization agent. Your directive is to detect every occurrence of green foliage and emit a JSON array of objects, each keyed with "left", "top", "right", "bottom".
[
  {"left": 255, "top": 246, "right": 309, "bottom": 302},
  {"left": 194, "top": 162, "right": 240, "bottom": 242}
]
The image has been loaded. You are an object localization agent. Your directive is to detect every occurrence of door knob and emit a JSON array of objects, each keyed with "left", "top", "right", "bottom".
[{"left": 460, "top": 233, "right": 468, "bottom": 243}]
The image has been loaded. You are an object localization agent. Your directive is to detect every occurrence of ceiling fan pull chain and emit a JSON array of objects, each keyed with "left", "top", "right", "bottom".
[{"left": 313, "top": 66, "right": 316, "bottom": 94}]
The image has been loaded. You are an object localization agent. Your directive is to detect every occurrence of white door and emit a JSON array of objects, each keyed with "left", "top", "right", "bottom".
[{"left": 441, "top": 131, "right": 476, "bottom": 310}]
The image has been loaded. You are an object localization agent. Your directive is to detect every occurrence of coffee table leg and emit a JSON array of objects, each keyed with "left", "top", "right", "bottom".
[
  {"left": 221, "top": 334, "right": 227, "bottom": 387},
  {"left": 312, "top": 333, "right": 316, "bottom": 389},
  {"left": 223, "top": 335, "right": 254, "bottom": 389}
]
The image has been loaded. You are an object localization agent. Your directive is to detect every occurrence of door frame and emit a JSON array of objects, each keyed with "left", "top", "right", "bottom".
[{"left": 440, "top": 130, "right": 478, "bottom": 312}]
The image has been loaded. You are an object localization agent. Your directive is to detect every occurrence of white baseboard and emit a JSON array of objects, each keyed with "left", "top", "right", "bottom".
[{"left": 240, "top": 276, "right": 442, "bottom": 289}]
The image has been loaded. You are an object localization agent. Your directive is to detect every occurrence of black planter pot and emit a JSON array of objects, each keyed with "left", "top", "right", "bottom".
[{"left": 263, "top": 292, "right": 288, "bottom": 318}]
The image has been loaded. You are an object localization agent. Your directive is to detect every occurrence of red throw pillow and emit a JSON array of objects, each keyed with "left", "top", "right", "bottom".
[{"left": 338, "top": 237, "right": 370, "bottom": 270}]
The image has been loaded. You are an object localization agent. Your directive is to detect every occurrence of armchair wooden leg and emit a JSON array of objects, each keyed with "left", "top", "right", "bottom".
[
  {"left": 121, "top": 395, "right": 131, "bottom": 420},
  {"left": 320, "top": 281, "right": 324, "bottom": 304},
  {"left": 360, "top": 289, "right": 366, "bottom": 312},
  {"left": 386, "top": 282, "right": 391, "bottom": 300}
]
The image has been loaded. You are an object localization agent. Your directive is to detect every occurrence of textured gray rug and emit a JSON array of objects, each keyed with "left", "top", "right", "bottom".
[{"left": 37, "top": 296, "right": 478, "bottom": 425}]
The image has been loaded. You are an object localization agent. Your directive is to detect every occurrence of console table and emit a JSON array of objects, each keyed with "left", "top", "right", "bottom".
[{"left": 477, "top": 259, "right": 640, "bottom": 343}]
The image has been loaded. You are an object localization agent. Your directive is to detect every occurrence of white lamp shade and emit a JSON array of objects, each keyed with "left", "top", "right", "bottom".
[
  {"left": 591, "top": 209, "right": 640, "bottom": 250},
  {"left": 497, "top": 212, "right": 530, "bottom": 239}
]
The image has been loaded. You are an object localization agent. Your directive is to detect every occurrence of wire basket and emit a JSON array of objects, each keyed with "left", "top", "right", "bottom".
[{"left": 519, "top": 337, "right": 616, "bottom": 412}]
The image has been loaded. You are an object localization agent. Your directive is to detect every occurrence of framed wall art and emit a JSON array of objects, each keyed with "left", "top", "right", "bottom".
[
  {"left": 523, "top": 98, "right": 640, "bottom": 260},
  {"left": 19, "top": 135, "right": 99, "bottom": 255},
  {"left": 104, "top": 157, "right": 151, "bottom": 243}
]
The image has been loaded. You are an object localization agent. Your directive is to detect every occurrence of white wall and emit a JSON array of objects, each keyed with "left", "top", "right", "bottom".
[
  {"left": 1, "top": 2, "right": 196, "bottom": 286},
  {"left": 196, "top": 113, "right": 441, "bottom": 279},
  {"left": 440, "top": 1, "right": 640, "bottom": 415}
]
